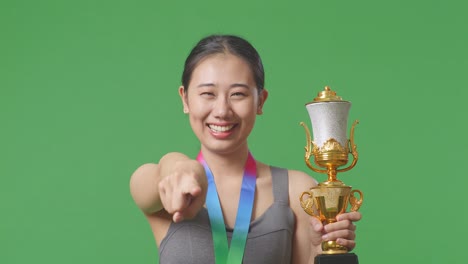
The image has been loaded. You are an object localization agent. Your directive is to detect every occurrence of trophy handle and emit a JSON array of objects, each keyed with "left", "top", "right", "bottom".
[
  {"left": 300, "top": 122, "right": 327, "bottom": 174},
  {"left": 300, "top": 191, "right": 317, "bottom": 217},
  {"left": 349, "top": 189, "right": 363, "bottom": 212},
  {"left": 337, "top": 120, "right": 359, "bottom": 173}
]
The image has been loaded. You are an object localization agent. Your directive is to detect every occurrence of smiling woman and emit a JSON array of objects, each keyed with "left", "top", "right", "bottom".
[
  {"left": 180, "top": 53, "right": 266, "bottom": 154},
  {"left": 129, "top": 35, "right": 362, "bottom": 264}
]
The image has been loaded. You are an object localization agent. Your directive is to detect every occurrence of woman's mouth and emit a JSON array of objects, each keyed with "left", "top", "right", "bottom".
[{"left": 208, "top": 124, "right": 235, "bottom": 133}]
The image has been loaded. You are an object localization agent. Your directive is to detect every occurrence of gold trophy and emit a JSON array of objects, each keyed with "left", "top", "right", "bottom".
[{"left": 299, "top": 86, "right": 363, "bottom": 263}]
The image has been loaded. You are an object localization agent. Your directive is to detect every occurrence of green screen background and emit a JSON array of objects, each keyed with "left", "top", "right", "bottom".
[{"left": 2, "top": 0, "right": 467, "bottom": 263}]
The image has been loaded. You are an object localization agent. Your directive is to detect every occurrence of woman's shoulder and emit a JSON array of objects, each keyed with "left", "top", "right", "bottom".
[
  {"left": 287, "top": 169, "right": 318, "bottom": 187},
  {"left": 132, "top": 162, "right": 159, "bottom": 177},
  {"left": 285, "top": 169, "right": 318, "bottom": 199},
  {"left": 256, "top": 161, "right": 318, "bottom": 188},
  {"left": 284, "top": 168, "right": 319, "bottom": 208}
]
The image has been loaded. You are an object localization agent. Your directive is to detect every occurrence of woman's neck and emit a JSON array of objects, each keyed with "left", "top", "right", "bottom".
[{"left": 200, "top": 145, "right": 250, "bottom": 179}]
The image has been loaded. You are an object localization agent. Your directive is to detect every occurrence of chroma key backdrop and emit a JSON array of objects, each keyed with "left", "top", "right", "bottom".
[{"left": 1, "top": 0, "right": 467, "bottom": 263}]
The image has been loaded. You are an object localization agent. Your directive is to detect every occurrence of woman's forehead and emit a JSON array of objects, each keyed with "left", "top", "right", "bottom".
[{"left": 189, "top": 53, "right": 255, "bottom": 88}]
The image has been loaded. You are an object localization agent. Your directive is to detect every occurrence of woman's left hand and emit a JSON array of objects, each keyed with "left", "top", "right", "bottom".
[{"left": 310, "top": 211, "right": 362, "bottom": 252}]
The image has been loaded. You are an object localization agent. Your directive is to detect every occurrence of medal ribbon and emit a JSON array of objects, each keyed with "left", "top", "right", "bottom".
[{"left": 196, "top": 151, "right": 257, "bottom": 264}]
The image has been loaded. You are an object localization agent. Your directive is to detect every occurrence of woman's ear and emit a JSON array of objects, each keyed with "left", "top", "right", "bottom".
[
  {"left": 257, "top": 89, "right": 268, "bottom": 115},
  {"left": 179, "top": 86, "right": 189, "bottom": 114}
]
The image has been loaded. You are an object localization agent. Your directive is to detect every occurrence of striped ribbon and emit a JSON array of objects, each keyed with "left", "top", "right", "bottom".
[{"left": 196, "top": 151, "right": 257, "bottom": 264}]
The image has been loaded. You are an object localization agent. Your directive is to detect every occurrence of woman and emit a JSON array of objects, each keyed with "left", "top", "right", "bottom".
[{"left": 130, "top": 35, "right": 361, "bottom": 264}]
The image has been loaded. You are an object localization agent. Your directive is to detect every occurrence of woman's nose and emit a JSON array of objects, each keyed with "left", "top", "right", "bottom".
[{"left": 213, "top": 97, "right": 231, "bottom": 118}]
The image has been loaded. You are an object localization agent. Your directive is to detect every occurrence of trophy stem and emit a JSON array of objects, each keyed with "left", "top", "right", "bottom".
[
  {"left": 327, "top": 166, "right": 337, "bottom": 182},
  {"left": 323, "top": 165, "right": 345, "bottom": 186}
]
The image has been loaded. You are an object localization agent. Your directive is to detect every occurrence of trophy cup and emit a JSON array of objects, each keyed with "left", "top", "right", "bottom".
[{"left": 299, "top": 86, "right": 363, "bottom": 264}]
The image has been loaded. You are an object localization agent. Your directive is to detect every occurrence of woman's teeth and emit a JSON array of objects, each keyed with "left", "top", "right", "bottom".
[{"left": 209, "top": 124, "right": 234, "bottom": 132}]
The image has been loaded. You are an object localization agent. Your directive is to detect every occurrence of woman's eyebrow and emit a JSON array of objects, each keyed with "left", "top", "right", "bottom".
[
  {"left": 196, "top": 83, "right": 250, "bottom": 89},
  {"left": 230, "top": 83, "right": 250, "bottom": 89},
  {"left": 196, "top": 83, "right": 216, "bottom": 88}
]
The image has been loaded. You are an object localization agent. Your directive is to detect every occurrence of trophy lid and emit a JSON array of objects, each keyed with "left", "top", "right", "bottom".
[{"left": 307, "top": 86, "right": 347, "bottom": 104}]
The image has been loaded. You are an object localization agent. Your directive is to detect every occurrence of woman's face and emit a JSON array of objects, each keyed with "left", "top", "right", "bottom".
[{"left": 180, "top": 53, "right": 268, "bottom": 155}]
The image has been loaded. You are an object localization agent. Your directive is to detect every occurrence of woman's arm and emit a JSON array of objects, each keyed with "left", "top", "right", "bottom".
[
  {"left": 129, "top": 152, "right": 207, "bottom": 222},
  {"left": 289, "top": 170, "right": 321, "bottom": 263}
]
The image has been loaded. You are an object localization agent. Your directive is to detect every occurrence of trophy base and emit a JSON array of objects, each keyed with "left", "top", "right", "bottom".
[{"left": 314, "top": 253, "right": 359, "bottom": 264}]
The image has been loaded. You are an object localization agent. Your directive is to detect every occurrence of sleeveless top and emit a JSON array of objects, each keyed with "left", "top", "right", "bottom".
[{"left": 158, "top": 166, "right": 294, "bottom": 264}]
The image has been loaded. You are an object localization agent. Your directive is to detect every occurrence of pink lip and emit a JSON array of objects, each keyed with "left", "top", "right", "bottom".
[
  {"left": 209, "top": 130, "right": 232, "bottom": 139},
  {"left": 207, "top": 123, "right": 237, "bottom": 139}
]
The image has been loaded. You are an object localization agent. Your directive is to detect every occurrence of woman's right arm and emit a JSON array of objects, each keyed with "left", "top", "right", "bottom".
[{"left": 129, "top": 152, "right": 207, "bottom": 222}]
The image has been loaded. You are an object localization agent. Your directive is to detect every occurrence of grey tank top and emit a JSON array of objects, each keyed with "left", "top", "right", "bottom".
[{"left": 159, "top": 166, "right": 294, "bottom": 264}]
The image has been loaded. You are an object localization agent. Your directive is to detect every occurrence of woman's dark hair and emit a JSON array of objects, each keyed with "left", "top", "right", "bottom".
[{"left": 181, "top": 35, "right": 264, "bottom": 92}]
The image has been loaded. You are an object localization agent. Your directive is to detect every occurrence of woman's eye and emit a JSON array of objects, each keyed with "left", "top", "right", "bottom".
[
  {"left": 231, "top": 92, "right": 246, "bottom": 97},
  {"left": 201, "top": 92, "right": 215, "bottom": 97}
]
